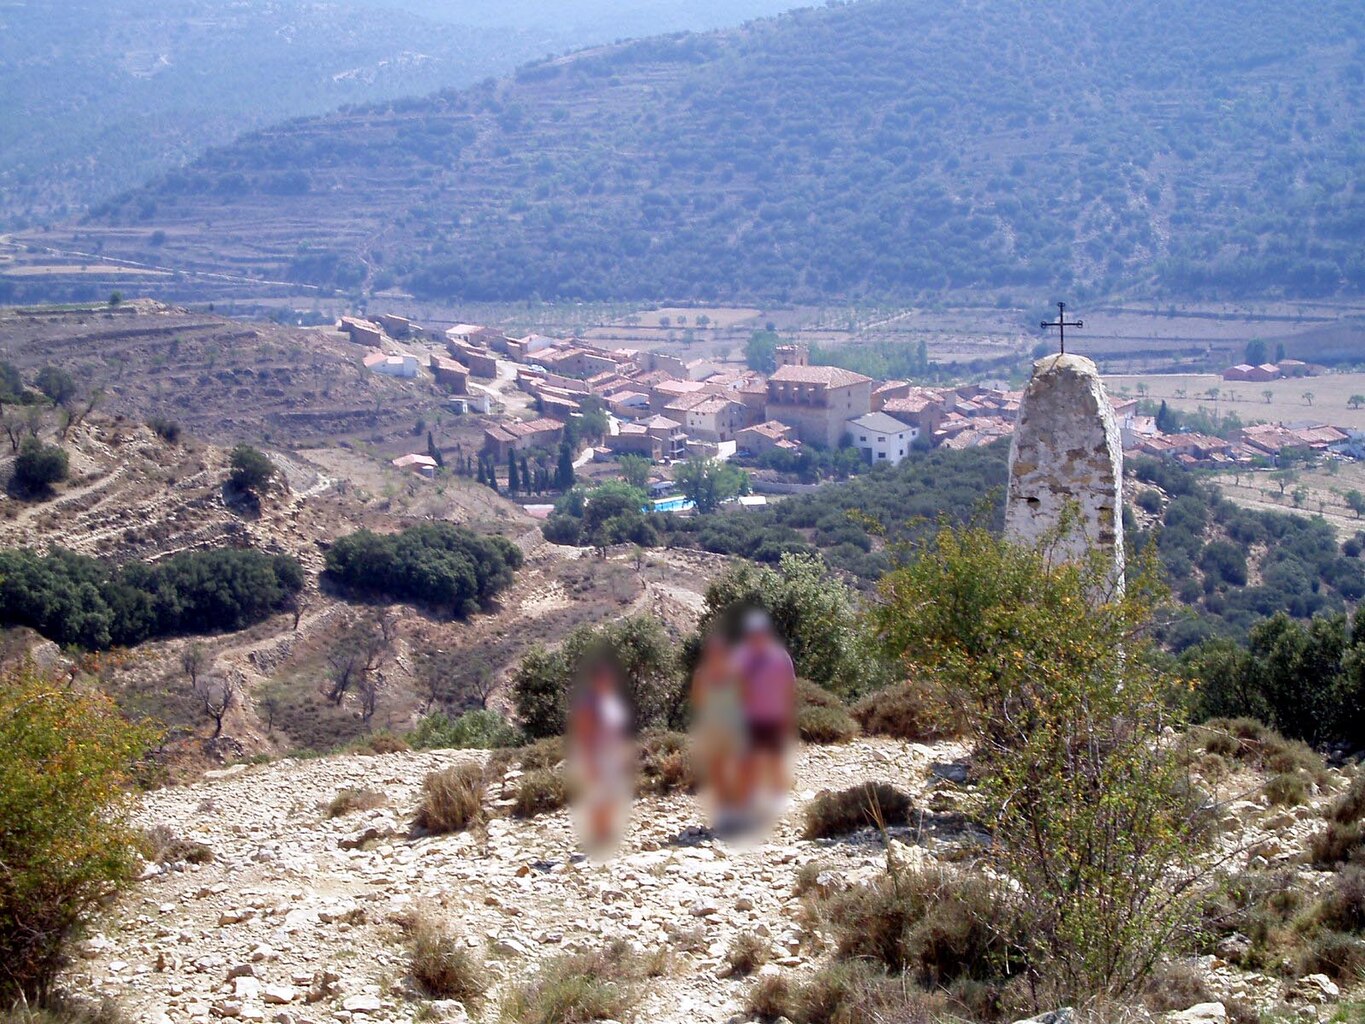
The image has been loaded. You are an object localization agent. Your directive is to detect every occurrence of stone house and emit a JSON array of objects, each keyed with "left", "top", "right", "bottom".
[
  {"left": 764, "top": 365, "right": 873, "bottom": 447},
  {"left": 430, "top": 355, "right": 469, "bottom": 394},
  {"left": 339, "top": 317, "right": 383, "bottom": 347},
  {"left": 666, "top": 395, "right": 748, "bottom": 443},
  {"left": 482, "top": 417, "right": 565, "bottom": 461},
  {"left": 736, "top": 420, "right": 796, "bottom": 455}
]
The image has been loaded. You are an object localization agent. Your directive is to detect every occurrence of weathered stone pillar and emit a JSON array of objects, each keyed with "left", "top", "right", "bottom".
[{"left": 1005, "top": 353, "right": 1124, "bottom": 589}]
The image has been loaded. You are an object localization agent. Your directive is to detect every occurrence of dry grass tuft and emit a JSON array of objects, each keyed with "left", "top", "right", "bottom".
[
  {"left": 512, "top": 770, "right": 568, "bottom": 818},
  {"left": 413, "top": 763, "right": 485, "bottom": 835},
  {"left": 637, "top": 730, "right": 695, "bottom": 795},
  {"left": 325, "top": 787, "right": 387, "bottom": 818},
  {"left": 501, "top": 940, "right": 665, "bottom": 1024},
  {"left": 1141, "top": 961, "right": 1212, "bottom": 1012},
  {"left": 726, "top": 932, "right": 771, "bottom": 976},
  {"left": 0, "top": 997, "right": 129, "bottom": 1024},
  {"left": 745, "top": 960, "right": 950, "bottom": 1024},
  {"left": 851, "top": 681, "right": 963, "bottom": 741},
  {"left": 402, "top": 912, "right": 486, "bottom": 1009},
  {"left": 802, "top": 782, "right": 914, "bottom": 840},
  {"left": 139, "top": 825, "right": 213, "bottom": 865}
]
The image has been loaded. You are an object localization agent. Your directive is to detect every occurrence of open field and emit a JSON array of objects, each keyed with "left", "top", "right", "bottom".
[
  {"left": 1201, "top": 460, "right": 1365, "bottom": 542},
  {"left": 1106, "top": 372, "right": 1365, "bottom": 431}
]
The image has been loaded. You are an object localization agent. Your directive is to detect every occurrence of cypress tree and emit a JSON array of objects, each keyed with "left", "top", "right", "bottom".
[
  {"left": 556, "top": 441, "right": 575, "bottom": 491},
  {"left": 507, "top": 451, "right": 520, "bottom": 493},
  {"left": 427, "top": 431, "right": 444, "bottom": 468}
]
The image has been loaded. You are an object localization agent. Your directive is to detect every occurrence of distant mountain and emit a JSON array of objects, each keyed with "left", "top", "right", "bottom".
[
  {"left": 0, "top": 0, "right": 798, "bottom": 226},
  {"left": 54, "top": 0, "right": 1365, "bottom": 304}
]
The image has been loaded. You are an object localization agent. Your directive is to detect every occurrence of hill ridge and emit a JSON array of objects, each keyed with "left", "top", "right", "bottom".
[{"left": 30, "top": 0, "right": 1363, "bottom": 307}]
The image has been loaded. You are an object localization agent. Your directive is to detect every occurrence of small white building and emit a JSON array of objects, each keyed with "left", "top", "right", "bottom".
[
  {"left": 847, "top": 412, "right": 917, "bottom": 465},
  {"left": 391, "top": 453, "right": 438, "bottom": 478},
  {"left": 363, "top": 351, "right": 421, "bottom": 378}
]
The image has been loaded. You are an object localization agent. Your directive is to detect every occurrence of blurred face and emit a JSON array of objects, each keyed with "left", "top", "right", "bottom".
[{"left": 591, "top": 667, "right": 615, "bottom": 694}]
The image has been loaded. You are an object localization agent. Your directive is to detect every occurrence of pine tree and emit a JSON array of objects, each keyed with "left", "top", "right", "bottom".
[{"left": 507, "top": 451, "right": 520, "bottom": 493}]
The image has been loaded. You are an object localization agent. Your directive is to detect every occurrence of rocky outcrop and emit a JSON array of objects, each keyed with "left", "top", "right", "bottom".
[{"left": 1006, "top": 353, "right": 1124, "bottom": 589}]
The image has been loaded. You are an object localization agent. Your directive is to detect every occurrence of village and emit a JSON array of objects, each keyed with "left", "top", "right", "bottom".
[{"left": 330, "top": 313, "right": 1365, "bottom": 504}]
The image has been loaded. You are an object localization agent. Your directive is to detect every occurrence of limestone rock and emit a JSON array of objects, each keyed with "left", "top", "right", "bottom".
[
  {"left": 425, "top": 1000, "right": 469, "bottom": 1022},
  {"left": 1293, "top": 974, "right": 1339, "bottom": 1004},
  {"left": 1012, "top": 1010, "right": 1073, "bottom": 1024},
  {"left": 340, "top": 994, "right": 382, "bottom": 1013},
  {"left": 1166, "top": 1003, "right": 1227, "bottom": 1023}
]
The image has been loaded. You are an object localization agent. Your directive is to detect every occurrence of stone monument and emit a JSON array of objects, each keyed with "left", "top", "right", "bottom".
[{"left": 1005, "top": 352, "right": 1124, "bottom": 588}]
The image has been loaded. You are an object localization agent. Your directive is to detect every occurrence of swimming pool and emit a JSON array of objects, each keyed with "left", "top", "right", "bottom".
[{"left": 649, "top": 496, "right": 695, "bottom": 513}]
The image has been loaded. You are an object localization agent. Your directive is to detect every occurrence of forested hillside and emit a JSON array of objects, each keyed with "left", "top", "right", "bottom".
[
  {"left": 0, "top": 0, "right": 794, "bottom": 226},
  {"left": 78, "top": 0, "right": 1365, "bottom": 304}
]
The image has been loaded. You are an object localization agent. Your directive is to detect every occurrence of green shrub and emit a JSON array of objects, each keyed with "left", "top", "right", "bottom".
[
  {"left": 876, "top": 524, "right": 1216, "bottom": 998},
  {"left": 1320, "top": 865, "right": 1365, "bottom": 933},
  {"left": 11, "top": 440, "right": 68, "bottom": 497},
  {"left": 146, "top": 417, "right": 181, "bottom": 444},
  {"left": 796, "top": 682, "right": 859, "bottom": 743},
  {"left": 745, "top": 960, "right": 950, "bottom": 1024},
  {"left": 1265, "top": 772, "right": 1312, "bottom": 807},
  {"left": 1296, "top": 930, "right": 1365, "bottom": 983},
  {"left": 227, "top": 444, "right": 275, "bottom": 496},
  {"left": 488, "top": 736, "right": 565, "bottom": 778},
  {"left": 409, "top": 709, "right": 522, "bottom": 751},
  {"left": 0, "top": 545, "right": 303, "bottom": 650},
  {"left": 1311, "top": 821, "right": 1364, "bottom": 868},
  {"left": 501, "top": 940, "right": 663, "bottom": 1024},
  {"left": 802, "top": 782, "right": 914, "bottom": 839},
  {"left": 325, "top": 523, "right": 523, "bottom": 618},
  {"left": 812, "top": 867, "right": 1016, "bottom": 989},
  {"left": 413, "top": 764, "right": 485, "bottom": 835},
  {"left": 0, "top": 666, "right": 156, "bottom": 1005},
  {"left": 511, "top": 616, "right": 677, "bottom": 738},
  {"left": 1329, "top": 773, "right": 1365, "bottom": 824}
]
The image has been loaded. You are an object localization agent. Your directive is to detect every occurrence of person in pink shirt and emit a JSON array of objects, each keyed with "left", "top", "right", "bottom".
[{"left": 732, "top": 609, "right": 796, "bottom": 816}]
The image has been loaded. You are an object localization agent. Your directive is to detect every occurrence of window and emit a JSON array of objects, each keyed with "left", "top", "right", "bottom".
[
  {"left": 877, "top": 452, "right": 886, "bottom": 459},
  {"left": 859, "top": 435, "right": 867, "bottom": 442}
]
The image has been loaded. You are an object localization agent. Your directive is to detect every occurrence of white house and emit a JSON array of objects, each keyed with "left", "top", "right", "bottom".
[
  {"left": 391, "top": 453, "right": 438, "bottom": 478},
  {"left": 846, "top": 412, "right": 917, "bottom": 465},
  {"left": 363, "top": 351, "right": 421, "bottom": 378}
]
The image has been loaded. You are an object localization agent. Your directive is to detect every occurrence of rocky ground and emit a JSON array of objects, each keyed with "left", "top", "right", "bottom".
[
  {"left": 66, "top": 739, "right": 1361, "bottom": 1024},
  {"left": 73, "top": 739, "right": 967, "bottom": 1024}
]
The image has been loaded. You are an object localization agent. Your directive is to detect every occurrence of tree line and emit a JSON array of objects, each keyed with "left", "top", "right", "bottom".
[
  {"left": 0, "top": 546, "right": 304, "bottom": 649},
  {"left": 324, "top": 522, "right": 523, "bottom": 618}
]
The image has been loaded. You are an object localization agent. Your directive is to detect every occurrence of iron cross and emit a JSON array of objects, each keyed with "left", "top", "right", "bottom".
[{"left": 1041, "top": 301, "right": 1083, "bottom": 355}]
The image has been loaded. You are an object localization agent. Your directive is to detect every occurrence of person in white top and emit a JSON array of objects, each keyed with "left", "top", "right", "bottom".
[{"left": 569, "top": 654, "right": 633, "bottom": 857}]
